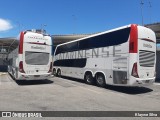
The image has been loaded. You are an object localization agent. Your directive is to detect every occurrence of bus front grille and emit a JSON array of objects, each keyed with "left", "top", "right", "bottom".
[{"left": 139, "top": 50, "right": 155, "bottom": 67}]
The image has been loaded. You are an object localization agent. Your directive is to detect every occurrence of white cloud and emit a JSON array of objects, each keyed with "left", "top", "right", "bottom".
[{"left": 0, "top": 18, "right": 13, "bottom": 32}]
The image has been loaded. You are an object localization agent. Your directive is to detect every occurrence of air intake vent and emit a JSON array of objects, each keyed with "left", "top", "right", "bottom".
[{"left": 139, "top": 50, "right": 155, "bottom": 67}]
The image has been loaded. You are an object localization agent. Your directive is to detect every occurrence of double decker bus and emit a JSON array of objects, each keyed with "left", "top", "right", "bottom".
[
  {"left": 53, "top": 24, "right": 156, "bottom": 87},
  {"left": 8, "top": 29, "right": 52, "bottom": 80}
]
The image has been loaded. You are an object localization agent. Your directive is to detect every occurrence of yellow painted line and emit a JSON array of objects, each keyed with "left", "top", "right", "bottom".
[{"left": 0, "top": 72, "right": 7, "bottom": 75}]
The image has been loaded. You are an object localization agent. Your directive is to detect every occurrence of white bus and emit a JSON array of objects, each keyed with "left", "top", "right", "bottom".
[
  {"left": 53, "top": 24, "right": 156, "bottom": 87},
  {"left": 7, "top": 29, "right": 52, "bottom": 80}
]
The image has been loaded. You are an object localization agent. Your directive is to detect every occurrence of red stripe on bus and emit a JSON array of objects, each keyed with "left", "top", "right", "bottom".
[
  {"left": 129, "top": 24, "right": 138, "bottom": 53},
  {"left": 18, "top": 32, "right": 24, "bottom": 54},
  {"left": 140, "top": 38, "right": 155, "bottom": 43}
]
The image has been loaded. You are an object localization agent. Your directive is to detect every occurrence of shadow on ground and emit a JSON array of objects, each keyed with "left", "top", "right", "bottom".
[
  {"left": 8, "top": 73, "right": 54, "bottom": 86},
  {"left": 60, "top": 76, "right": 153, "bottom": 95},
  {"left": 15, "top": 79, "right": 54, "bottom": 86},
  {"left": 104, "top": 85, "right": 153, "bottom": 95}
]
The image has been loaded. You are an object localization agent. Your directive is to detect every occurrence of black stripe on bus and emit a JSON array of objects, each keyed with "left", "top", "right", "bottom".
[{"left": 53, "top": 58, "right": 87, "bottom": 68}]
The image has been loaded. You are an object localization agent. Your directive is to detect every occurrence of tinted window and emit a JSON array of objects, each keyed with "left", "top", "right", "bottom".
[
  {"left": 55, "top": 42, "right": 78, "bottom": 55},
  {"left": 54, "top": 58, "right": 86, "bottom": 68},
  {"left": 80, "top": 27, "right": 130, "bottom": 49},
  {"left": 79, "top": 39, "right": 90, "bottom": 49},
  {"left": 56, "top": 27, "right": 130, "bottom": 54},
  {"left": 66, "top": 42, "right": 78, "bottom": 52},
  {"left": 52, "top": 46, "right": 56, "bottom": 55},
  {"left": 25, "top": 52, "right": 49, "bottom": 65}
]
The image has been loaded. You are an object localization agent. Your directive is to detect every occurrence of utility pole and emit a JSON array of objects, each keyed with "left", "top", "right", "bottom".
[
  {"left": 41, "top": 24, "right": 47, "bottom": 33},
  {"left": 140, "top": 0, "right": 144, "bottom": 26},
  {"left": 41, "top": 24, "right": 47, "bottom": 30},
  {"left": 149, "top": 1, "right": 152, "bottom": 24}
]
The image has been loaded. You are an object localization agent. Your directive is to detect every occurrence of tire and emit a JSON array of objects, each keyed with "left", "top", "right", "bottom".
[
  {"left": 57, "top": 69, "right": 61, "bottom": 77},
  {"left": 84, "top": 73, "right": 94, "bottom": 85},
  {"left": 11, "top": 69, "right": 16, "bottom": 80},
  {"left": 96, "top": 74, "right": 106, "bottom": 87},
  {"left": 52, "top": 69, "right": 57, "bottom": 76}
]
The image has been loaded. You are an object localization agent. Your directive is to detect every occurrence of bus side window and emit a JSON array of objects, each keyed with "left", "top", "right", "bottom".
[
  {"left": 55, "top": 45, "right": 65, "bottom": 55},
  {"left": 66, "top": 42, "right": 78, "bottom": 52},
  {"left": 79, "top": 39, "right": 90, "bottom": 50},
  {"left": 52, "top": 46, "right": 55, "bottom": 55}
]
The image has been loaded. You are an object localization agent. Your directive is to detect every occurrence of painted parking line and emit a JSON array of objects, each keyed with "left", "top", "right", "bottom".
[
  {"left": 55, "top": 77, "right": 102, "bottom": 94},
  {"left": 0, "top": 72, "right": 7, "bottom": 85},
  {"left": 0, "top": 72, "right": 7, "bottom": 76},
  {"left": 54, "top": 77, "right": 128, "bottom": 97}
]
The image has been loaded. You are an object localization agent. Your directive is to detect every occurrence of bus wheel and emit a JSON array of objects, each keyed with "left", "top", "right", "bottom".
[
  {"left": 84, "top": 73, "right": 94, "bottom": 85},
  {"left": 96, "top": 74, "right": 106, "bottom": 87},
  {"left": 52, "top": 69, "right": 57, "bottom": 76},
  {"left": 57, "top": 69, "right": 61, "bottom": 77}
]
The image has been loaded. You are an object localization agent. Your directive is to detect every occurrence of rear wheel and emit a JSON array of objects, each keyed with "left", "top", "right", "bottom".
[
  {"left": 57, "top": 69, "right": 61, "bottom": 77},
  {"left": 52, "top": 68, "right": 57, "bottom": 76},
  {"left": 84, "top": 72, "right": 94, "bottom": 85},
  {"left": 96, "top": 74, "right": 106, "bottom": 87}
]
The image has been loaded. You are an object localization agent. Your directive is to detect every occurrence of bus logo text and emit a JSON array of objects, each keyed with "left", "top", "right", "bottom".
[
  {"left": 143, "top": 43, "right": 152, "bottom": 48},
  {"left": 31, "top": 46, "right": 45, "bottom": 50}
]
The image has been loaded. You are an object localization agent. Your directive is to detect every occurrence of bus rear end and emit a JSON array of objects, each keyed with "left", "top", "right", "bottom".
[
  {"left": 18, "top": 30, "right": 52, "bottom": 80},
  {"left": 129, "top": 25, "right": 156, "bottom": 86}
]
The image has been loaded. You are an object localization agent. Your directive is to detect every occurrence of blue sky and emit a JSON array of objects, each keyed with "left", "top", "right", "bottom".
[{"left": 0, "top": 0, "right": 160, "bottom": 37}]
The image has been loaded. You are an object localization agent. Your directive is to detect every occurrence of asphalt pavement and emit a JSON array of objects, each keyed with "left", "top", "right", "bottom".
[{"left": 0, "top": 73, "right": 160, "bottom": 120}]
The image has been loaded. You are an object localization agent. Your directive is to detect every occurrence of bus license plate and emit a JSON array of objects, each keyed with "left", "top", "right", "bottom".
[
  {"left": 145, "top": 80, "right": 150, "bottom": 83},
  {"left": 34, "top": 75, "right": 40, "bottom": 77}
]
